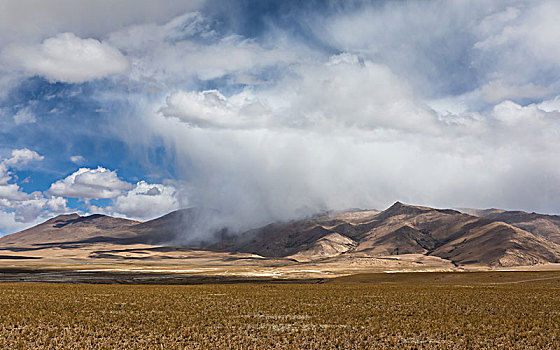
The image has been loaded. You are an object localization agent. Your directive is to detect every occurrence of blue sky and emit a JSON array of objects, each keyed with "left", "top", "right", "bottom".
[{"left": 1, "top": 0, "right": 560, "bottom": 235}]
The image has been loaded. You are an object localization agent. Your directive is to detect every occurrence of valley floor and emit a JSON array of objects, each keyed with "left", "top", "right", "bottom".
[
  {"left": 2, "top": 242, "right": 560, "bottom": 284},
  {"left": 1, "top": 271, "right": 559, "bottom": 349}
]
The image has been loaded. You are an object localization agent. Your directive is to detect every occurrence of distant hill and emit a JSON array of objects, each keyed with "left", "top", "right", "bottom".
[
  {"left": 459, "top": 208, "right": 560, "bottom": 245},
  {"left": 2, "top": 203, "right": 560, "bottom": 268},
  {"left": 0, "top": 214, "right": 140, "bottom": 246}
]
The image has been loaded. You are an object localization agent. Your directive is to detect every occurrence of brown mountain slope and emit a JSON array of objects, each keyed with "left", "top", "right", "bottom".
[
  {"left": 209, "top": 202, "right": 560, "bottom": 267},
  {"left": 431, "top": 221, "right": 560, "bottom": 267},
  {"left": 361, "top": 225, "right": 436, "bottom": 256},
  {"left": 349, "top": 202, "right": 560, "bottom": 267},
  {"left": 288, "top": 233, "right": 357, "bottom": 261},
  {"left": 205, "top": 210, "right": 379, "bottom": 258},
  {"left": 463, "top": 209, "right": 560, "bottom": 245},
  {"left": 122, "top": 208, "right": 201, "bottom": 245},
  {"left": 0, "top": 214, "right": 141, "bottom": 246},
  {"left": 351, "top": 202, "right": 478, "bottom": 252}
]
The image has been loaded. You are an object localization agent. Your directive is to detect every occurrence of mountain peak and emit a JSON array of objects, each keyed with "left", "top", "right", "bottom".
[
  {"left": 383, "top": 202, "right": 462, "bottom": 217},
  {"left": 383, "top": 201, "right": 427, "bottom": 214},
  {"left": 48, "top": 213, "right": 81, "bottom": 223}
]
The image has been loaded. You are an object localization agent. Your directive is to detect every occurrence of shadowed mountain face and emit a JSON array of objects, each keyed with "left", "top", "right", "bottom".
[{"left": 2, "top": 203, "right": 560, "bottom": 268}]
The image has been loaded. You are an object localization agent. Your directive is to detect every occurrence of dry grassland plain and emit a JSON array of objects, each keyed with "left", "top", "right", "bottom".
[{"left": 0, "top": 271, "right": 559, "bottom": 349}]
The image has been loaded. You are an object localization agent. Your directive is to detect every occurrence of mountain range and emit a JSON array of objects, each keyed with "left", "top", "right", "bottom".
[{"left": 2, "top": 202, "right": 560, "bottom": 269}]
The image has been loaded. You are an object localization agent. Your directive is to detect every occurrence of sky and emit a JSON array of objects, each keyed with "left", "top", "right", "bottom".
[{"left": 1, "top": 0, "right": 560, "bottom": 236}]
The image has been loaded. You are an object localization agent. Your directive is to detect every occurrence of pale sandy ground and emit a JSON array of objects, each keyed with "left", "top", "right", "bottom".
[{"left": 1, "top": 242, "right": 559, "bottom": 280}]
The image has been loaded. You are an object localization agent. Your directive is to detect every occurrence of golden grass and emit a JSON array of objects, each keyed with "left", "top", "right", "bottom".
[{"left": 0, "top": 271, "right": 559, "bottom": 349}]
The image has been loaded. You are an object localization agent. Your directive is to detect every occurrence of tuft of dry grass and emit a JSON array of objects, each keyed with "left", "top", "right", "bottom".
[{"left": 0, "top": 272, "right": 559, "bottom": 349}]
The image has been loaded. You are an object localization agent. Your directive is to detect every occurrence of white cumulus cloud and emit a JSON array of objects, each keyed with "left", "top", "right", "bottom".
[
  {"left": 107, "top": 181, "right": 182, "bottom": 220},
  {"left": 4, "top": 148, "right": 44, "bottom": 166},
  {"left": 0, "top": 148, "right": 44, "bottom": 185},
  {"left": 0, "top": 149, "right": 69, "bottom": 233},
  {"left": 160, "top": 89, "right": 269, "bottom": 129},
  {"left": 160, "top": 53, "right": 436, "bottom": 133},
  {"left": 2, "top": 32, "right": 129, "bottom": 83},
  {"left": 49, "top": 166, "right": 133, "bottom": 198}
]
